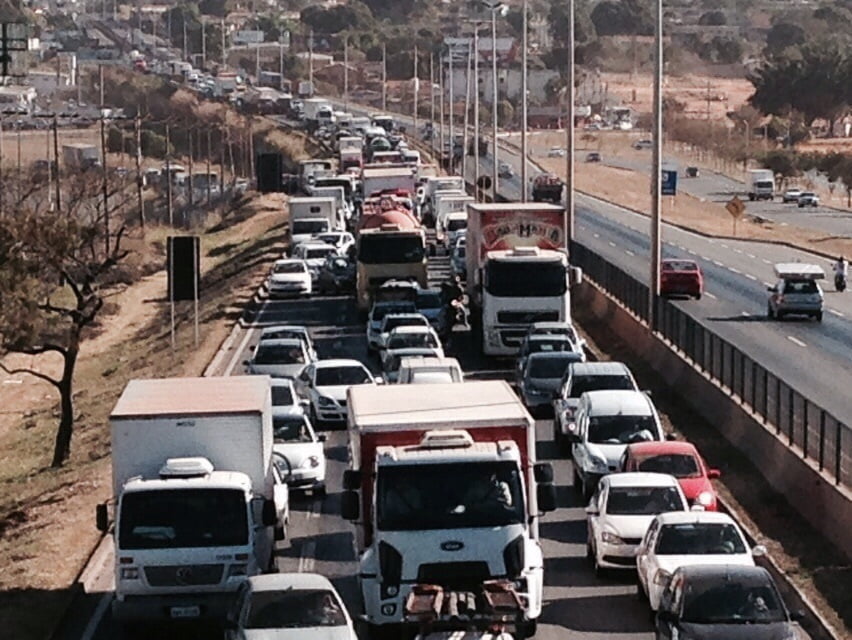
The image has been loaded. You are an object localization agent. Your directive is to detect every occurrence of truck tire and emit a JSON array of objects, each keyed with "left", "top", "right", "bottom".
[{"left": 516, "top": 620, "right": 537, "bottom": 638}]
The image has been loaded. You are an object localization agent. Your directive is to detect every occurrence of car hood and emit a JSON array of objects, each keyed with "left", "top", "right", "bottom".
[
  {"left": 655, "top": 554, "right": 754, "bottom": 576},
  {"left": 249, "top": 363, "right": 305, "bottom": 378},
  {"left": 269, "top": 273, "right": 308, "bottom": 283},
  {"left": 586, "top": 442, "right": 629, "bottom": 469},
  {"left": 677, "top": 476, "right": 714, "bottom": 501},
  {"left": 244, "top": 626, "right": 354, "bottom": 640},
  {"left": 315, "top": 385, "right": 350, "bottom": 402},
  {"left": 273, "top": 441, "right": 323, "bottom": 469},
  {"left": 602, "top": 514, "right": 657, "bottom": 539},
  {"left": 677, "top": 620, "right": 793, "bottom": 640}
]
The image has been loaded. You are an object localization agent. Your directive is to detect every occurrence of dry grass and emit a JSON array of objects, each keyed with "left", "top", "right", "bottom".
[{"left": 0, "top": 192, "right": 287, "bottom": 640}]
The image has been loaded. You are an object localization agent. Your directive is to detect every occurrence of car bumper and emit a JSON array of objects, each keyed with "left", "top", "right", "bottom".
[
  {"left": 288, "top": 468, "right": 326, "bottom": 488},
  {"left": 268, "top": 284, "right": 310, "bottom": 296},
  {"left": 598, "top": 542, "right": 639, "bottom": 569},
  {"left": 112, "top": 592, "right": 235, "bottom": 623},
  {"left": 315, "top": 404, "right": 346, "bottom": 422}
]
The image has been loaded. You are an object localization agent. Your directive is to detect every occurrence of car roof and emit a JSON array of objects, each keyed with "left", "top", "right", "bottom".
[
  {"left": 269, "top": 378, "right": 296, "bottom": 388},
  {"left": 604, "top": 472, "right": 680, "bottom": 488},
  {"left": 271, "top": 407, "right": 306, "bottom": 418},
  {"left": 582, "top": 390, "right": 653, "bottom": 415},
  {"left": 526, "top": 334, "right": 574, "bottom": 344},
  {"left": 654, "top": 511, "right": 736, "bottom": 526},
  {"left": 261, "top": 324, "right": 308, "bottom": 335},
  {"left": 248, "top": 572, "right": 336, "bottom": 592},
  {"left": 528, "top": 351, "right": 583, "bottom": 361},
  {"left": 314, "top": 358, "right": 368, "bottom": 369},
  {"left": 627, "top": 440, "right": 699, "bottom": 456},
  {"left": 569, "top": 361, "right": 632, "bottom": 376},
  {"left": 273, "top": 258, "right": 305, "bottom": 266},
  {"left": 390, "top": 325, "right": 434, "bottom": 334},
  {"left": 299, "top": 242, "right": 336, "bottom": 249},
  {"left": 531, "top": 321, "right": 575, "bottom": 330},
  {"left": 675, "top": 564, "right": 772, "bottom": 584},
  {"left": 383, "top": 313, "right": 427, "bottom": 322}
]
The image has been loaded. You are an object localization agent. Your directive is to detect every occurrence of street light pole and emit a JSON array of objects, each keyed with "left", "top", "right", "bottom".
[
  {"left": 448, "top": 42, "right": 454, "bottom": 175},
  {"left": 413, "top": 44, "right": 419, "bottom": 137},
  {"left": 382, "top": 43, "right": 387, "bottom": 112},
  {"left": 430, "top": 53, "right": 436, "bottom": 158},
  {"left": 649, "top": 0, "right": 663, "bottom": 330},
  {"left": 491, "top": 7, "right": 498, "bottom": 198},
  {"left": 344, "top": 36, "right": 349, "bottom": 111},
  {"left": 462, "top": 39, "right": 472, "bottom": 182},
  {"left": 473, "top": 26, "right": 480, "bottom": 199},
  {"left": 565, "top": 0, "right": 575, "bottom": 244},
  {"left": 520, "top": 0, "right": 528, "bottom": 202}
]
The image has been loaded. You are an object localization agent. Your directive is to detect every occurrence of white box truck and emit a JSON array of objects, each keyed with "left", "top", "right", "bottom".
[
  {"left": 746, "top": 169, "right": 775, "bottom": 201},
  {"left": 361, "top": 165, "right": 418, "bottom": 200},
  {"left": 97, "top": 377, "right": 289, "bottom": 625},
  {"left": 341, "top": 381, "right": 556, "bottom": 638},
  {"left": 307, "top": 185, "right": 350, "bottom": 229},
  {"left": 288, "top": 196, "right": 338, "bottom": 247},
  {"left": 434, "top": 193, "right": 474, "bottom": 246}
]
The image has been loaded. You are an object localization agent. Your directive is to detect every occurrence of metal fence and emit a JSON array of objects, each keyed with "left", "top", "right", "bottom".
[{"left": 570, "top": 240, "right": 851, "bottom": 488}]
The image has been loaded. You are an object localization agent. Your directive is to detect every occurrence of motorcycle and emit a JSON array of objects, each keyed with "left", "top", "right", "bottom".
[{"left": 836, "top": 273, "right": 847, "bottom": 292}]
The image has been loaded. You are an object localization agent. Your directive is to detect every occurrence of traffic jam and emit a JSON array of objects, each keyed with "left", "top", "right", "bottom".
[{"left": 98, "top": 101, "right": 807, "bottom": 640}]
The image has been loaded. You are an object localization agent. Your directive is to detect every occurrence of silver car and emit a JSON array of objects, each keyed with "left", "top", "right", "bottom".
[
  {"left": 518, "top": 351, "right": 585, "bottom": 416},
  {"left": 767, "top": 277, "right": 824, "bottom": 321},
  {"left": 245, "top": 338, "right": 312, "bottom": 378}
]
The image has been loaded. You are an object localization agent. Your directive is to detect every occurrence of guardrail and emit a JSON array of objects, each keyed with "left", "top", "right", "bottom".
[{"left": 570, "top": 239, "right": 851, "bottom": 488}]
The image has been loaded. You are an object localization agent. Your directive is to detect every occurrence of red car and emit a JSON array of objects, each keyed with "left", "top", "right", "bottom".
[
  {"left": 660, "top": 258, "right": 703, "bottom": 299},
  {"left": 619, "top": 440, "right": 721, "bottom": 510}
]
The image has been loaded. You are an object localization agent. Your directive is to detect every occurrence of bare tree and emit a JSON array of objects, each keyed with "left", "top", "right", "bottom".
[{"left": 0, "top": 174, "right": 133, "bottom": 467}]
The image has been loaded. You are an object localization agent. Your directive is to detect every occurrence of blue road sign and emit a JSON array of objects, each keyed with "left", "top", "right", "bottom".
[{"left": 662, "top": 169, "right": 678, "bottom": 196}]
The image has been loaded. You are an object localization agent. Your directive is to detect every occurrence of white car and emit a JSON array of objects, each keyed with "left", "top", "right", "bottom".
[
  {"left": 270, "top": 378, "right": 307, "bottom": 418},
  {"left": 266, "top": 259, "right": 312, "bottom": 298},
  {"left": 366, "top": 301, "right": 417, "bottom": 351},
  {"left": 258, "top": 325, "right": 318, "bottom": 361},
  {"left": 272, "top": 412, "right": 327, "bottom": 495},
  {"left": 380, "top": 325, "right": 444, "bottom": 371},
  {"left": 295, "top": 359, "right": 378, "bottom": 425},
  {"left": 586, "top": 472, "right": 688, "bottom": 574},
  {"left": 245, "top": 338, "right": 312, "bottom": 379},
  {"left": 381, "top": 347, "right": 443, "bottom": 383},
  {"left": 292, "top": 242, "right": 339, "bottom": 282},
  {"left": 636, "top": 511, "right": 765, "bottom": 611},
  {"left": 315, "top": 231, "right": 355, "bottom": 256},
  {"left": 397, "top": 356, "right": 464, "bottom": 384},
  {"left": 547, "top": 147, "right": 566, "bottom": 158},
  {"left": 568, "top": 390, "right": 666, "bottom": 499},
  {"left": 375, "top": 313, "right": 431, "bottom": 351},
  {"left": 225, "top": 573, "right": 357, "bottom": 640}
]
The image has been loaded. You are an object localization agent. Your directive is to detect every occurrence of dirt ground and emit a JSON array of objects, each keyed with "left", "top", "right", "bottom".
[{"left": 0, "top": 193, "right": 287, "bottom": 640}]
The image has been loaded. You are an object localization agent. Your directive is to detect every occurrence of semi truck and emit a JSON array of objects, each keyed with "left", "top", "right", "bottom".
[
  {"left": 746, "top": 169, "right": 775, "bottom": 201},
  {"left": 96, "top": 377, "right": 289, "bottom": 625},
  {"left": 531, "top": 174, "right": 563, "bottom": 203},
  {"left": 341, "top": 381, "right": 556, "bottom": 638},
  {"left": 288, "top": 196, "right": 338, "bottom": 247},
  {"left": 62, "top": 143, "right": 100, "bottom": 169},
  {"left": 302, "top": 98, "right": 334, "bottom": 130},
  {"left": 466, "top": 203, "right": 582, "bottom": 357}
]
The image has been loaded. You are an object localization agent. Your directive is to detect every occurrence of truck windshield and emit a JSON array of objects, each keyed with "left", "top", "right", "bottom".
[
  {"left": 293, "top": 220, "right": 329, "bottom": 235},
  {"left": 377, "top": 461, "right": 525, "bottom": 531},
  {"left": 119, "top": 489, "right": 248, "bottom": 549},
  {"left": 359, "top": 235, "right": 425, "bottom": 264},
  {"left": 486, "top": 261, "right": 566, "bottom": 297}
]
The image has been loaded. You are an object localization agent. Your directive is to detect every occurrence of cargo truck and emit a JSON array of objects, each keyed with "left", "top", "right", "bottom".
[
  {"left": 422, "top": 176, "right": 467, "bottom": 224},
  {"left": 434, "top": 193, "right": 474, "bottom": 245},
  {"left": 338, "top": 136, "right": 364, "bottom": 171},
  {"left": 531, "top": 174, "right": 563, "bottom": 203},
  {"left": 96, "top": 377, "right": 289, "bottom": 625},
  {"left": 746, "top": 169, "right": 775, "bottom": 201},
  {"left": 466, "top": 203, "right": 582, "bottom": 357},
  {"left": 288, "top": 196, "right": 338, "bottom": 247},
  {"left": 341, "top": 381, "right": 556, "bottom": 638},
  {"left": 302, "top": 98, "right": 334, "bottom": 130},
  {"left": 361, "top": 165, "right": 418, "bottom": 200},
  {"left": 306, "top": 185, "right": 350, "bottom": 229}
]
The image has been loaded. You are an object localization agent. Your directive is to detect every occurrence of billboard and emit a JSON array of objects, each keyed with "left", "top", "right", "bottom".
[{"left": 478, "top": 208, "right": 565, "bottom": 257}]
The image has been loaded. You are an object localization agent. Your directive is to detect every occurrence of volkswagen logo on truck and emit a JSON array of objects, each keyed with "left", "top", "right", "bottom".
[{"left": 440, "top": 540, "right": 464, "bottom": 552}]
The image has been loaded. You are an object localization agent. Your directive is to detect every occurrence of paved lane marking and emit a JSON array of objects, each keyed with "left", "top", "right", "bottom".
[
  {"left": 593, "top": 232, "right": 600, "bottom": 238},
  {"left": 298, "top": 540, "right": 317, "bottom": 573},
  {"left": 828, "top": 309, "right": 845, "bottom": 317},
  {"left": 701, "top": 255, "right": 711, "bottom": 261},
  {"left": 734, "top": 249, "right": 743, "bottom": 254},
  {"left": 705, "top": 292, "right": 718, "bottom": 299},
  {"left": 728, "top": 267, "right": 742, "bottom": 274},
  {"left": 713, "top": 260, "right": 724, "bottom": 267},
  {"left": 763, "top": 281, "right": 774, "bottom": 287},
  {"left": 787, "top": 336, "right": 807, "bottom": 348},
  {"left": 741, "top": 311, "right": 750, "bottom": 317},
  {"left": 747, "top": 253, "right": 756, "bottom": 259},
  {"left": 625, "top": 249, "right": 635, "bottom": 256},
  {"left": 762, "top": 258, "right": 772, "bottom": 265},
  {"left": 721, "top": 243, "right": 729, "bottom": 249},
  {"left": 80, "top": 593, "right": 113, "bottom": 640},
  {"left": 746, "top": 274, "right": 758, "bottom": 281},
  {"left": 608, "top": 241, "right": 617, "bottom": 247},
  {"left": 687, "top": 249, "right": 697, "bottom": 256}
]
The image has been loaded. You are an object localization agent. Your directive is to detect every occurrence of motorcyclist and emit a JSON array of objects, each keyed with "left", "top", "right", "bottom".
[
  {"left": 440, "top": 275, "right": 468, "bottom": 337},
  {"left": 833, "top": 256, "right": 848, "bottom": 291}
]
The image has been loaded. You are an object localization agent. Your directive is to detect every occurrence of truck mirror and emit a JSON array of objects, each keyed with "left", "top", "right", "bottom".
[
  {"left": 341, "top": 490, "right": 360, "bottom": 520},
  {"left": 95, "top": 503, "right": 109, "bottom": 532},
  {"left": 537, "top": 483, "right": 557, "bottom": 513},
  {"left": 261, "top": 499, "right": 277, "bottom": 527},
  {"left": 569, "top": 266, "right": 584, "bottom": 286},
  {"left": 342, "top": 469, "right": 362, "bottom": 490},
  {"left": 533, "top": 462, "right": 554, "bottom": 483}
]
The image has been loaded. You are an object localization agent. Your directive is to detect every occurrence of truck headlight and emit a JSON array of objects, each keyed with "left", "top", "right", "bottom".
[
  {"left": 503, "top": 535, "right": 525, "bottom": 579},
  {"left": 120, "top": 567, "right": 139, "bottom": 580},
  {"left": 227, "top": 563, "right": 249, "bottom": 578},
  {"left": 486, "top": 330, "right": 500, "bottom": 345}
]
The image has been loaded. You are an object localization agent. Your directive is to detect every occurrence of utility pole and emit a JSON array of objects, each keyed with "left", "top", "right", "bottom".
[
  {"left": 279, "top": 39, "right": 285, "bottom": 90},
  {"left": 565, "top": 0, "right": 575, "bottom": 244},
  {"left": 344, "top": 36, "right": 349, "bottom": 110},
  {"left": 182, "top": 19, "right": 188, "bottom": 62},
  {"left": 308, "top": 29, "right": 314, "bottom": 91},
  {"left": 448, "top": 42, "right": 454, "bottom": 175},
  {"left": 649, "top": 0, "right": 663, "bottom": 330},
  {"left": 473, "top": 26, "right": 480, "bottom": 199},
  {"left": 45, "top": 117, "right": 53, "bottom": 212},
  {"left": 413, "top": 44, "right": 419, "bottom": 137},
  {"left": 201, "top": 18, "right": 206, "bottom": 70},
  {"left": 382, "top": 43, "right": 387, "bottom": 112},
  {"left": 491, "top": 10, "right": 498, "bottom": 198},
  {"left": 206, "top": 129, "right": 212, "bottom": 203},
  {"left": 188, "top": 128, "right": 194, "bottom": 207},
  {"left": 430, "top": 53, "right": 436, "bottom": 158},
  {"left": 221, "top": 18, "right": 226, "bottom": 68},
  {"left": 462, "top": 39, "right": 472, "bottom": 181},
  {"left": 439, "top": 52, "right": 445, "bottom": 168},
  {"left": 53, "top": 115, "right": 61, "bottom": 213},
  {"left": 520, "top": 0, "right": 528, "bottom": 201},
  {"left": 99, "top": 65, "right": 108, "bottom": 248},
  {"left": 165, "top": 123, "right": 173, "bottom": 226},
  {"left": 135, "top": 115, "right": 144, "bottom": 230}
]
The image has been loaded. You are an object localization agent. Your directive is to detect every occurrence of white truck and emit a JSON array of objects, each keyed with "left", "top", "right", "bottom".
[
  {"left": 422, "top": 176, "right": 467, "bottom": 224},
  {"left": 302, "top": 98, "right": 334, "bottom": 129},
  {"left": 746, "top": 169, "right": 775, "bottom": 201},
  {"left": 62, "top": 143, "right": 101, "bottom": 169},
  {"left": 434, "top": 193, "right": 474, "bottom": 246},
  {"left": 288, "top": 196, "right": 338, "bottom": 247},
  {"left": 338, "top": 136, "right": 364, "bottom": 172},
  {"left": 341, "top": 381, "right": 556, "bottom": 638},
  {"left": 466, "top": 203, "right": 583, "bottom": 357},
  {"left": 361, "top": 165, "right": 418, "bottom": 200},
  {"left": 96, "top": 377, "right": 289, "bottom": 625},
  {"left": 306, "top": 185, "right": 350, "bottom": 230}
]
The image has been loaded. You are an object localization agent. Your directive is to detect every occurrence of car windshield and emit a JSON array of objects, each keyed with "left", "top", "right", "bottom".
[
  {"left": 635, "top": 453, "right": 701, "bottom": 478},
  {"left": 605, "top": 486, "right": 683, "bottom": 515},
  {"left": 359, "top": 235, "right": 425, "bottom": 264},
  {"left": 389, "top": 332, "right": 438, "bottom": 349},
  {"left": 315, "top": 366, "right": 372, "bottom": 386},
  {"left": 681, "top": 581, "right": 785, "bottom": 624},
  {"left": 486, "top": 261, "right": 567, "bottom": 297},
  {"left": 306, "top": 247, "right": 335, "bottom": 260},
  {"left": 416, "top": 291, "right": 442, "bottom": 310},
  {"left": 385, "top": 316, "right": 427, "bottom": 332},
  {"left": 528, "top": 354, "right": 582, "bottom": 379},
  {"left": 377, "top": 461, "right": 525, "bottom": 530},
  {"left": 587, "top": 415, "right": 657, "bottom": 444},
  {"left": 410, "top": 371, "right": 455, "bottom": 384},
  {"left": 245, "top": 589, "right": 348, "bottom": 628},
  {"left": 447, "top": 219, "right": 467, "bottom": 232},
  {"left": 317, "top": 233, "right": 343, "bottom": 244},
  {"left": 293, "top": 220, "right": 329, "bottom": 234},
  {"left": 570, "top": 375, "right": 635, "bottom": 397},
  {"left": 119, "top": 489, "right": 247, "bottom": 549},
  {"left": 273, "top": 416, "right": 313, "bottom": 443},
  {"left": 655, "top": 523, "right": 747, "bottom": 555},
  {"left": 262, "top": 328, "right": 306, "bottom": 342},
  {"left": 533, "top": 326, "right": 578, "bottom": 341},
  {"left": 271, "top": 385, "right": 294, "bottom": 406},
  {"left": 254, "top": 344, "right": 305, "bottom": 365},
  {"left": 783, "top": 279, "right": 818, "bottom": 294},
  {"left": 272, "top": 262, "right": 305, "bottom": 274}
]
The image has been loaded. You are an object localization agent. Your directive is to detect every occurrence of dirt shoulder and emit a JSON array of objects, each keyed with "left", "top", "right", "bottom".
[{"left": 0, "top": 193, "right": 287, "bottom": 640}]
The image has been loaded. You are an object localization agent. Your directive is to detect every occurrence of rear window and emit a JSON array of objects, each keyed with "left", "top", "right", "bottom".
[
  {"left": 663, "top": 260, "right": 698, "bottom": 272},
  {"left": 634, "top": 453, "right": 701, "bottom": 478},
  {"left": 528, "top": 354, "right": 582, "bottom": 379},
  {"left": 385, "top": 316, "right": 427, "bottom": 332},
  {"left": 783, "top": 279, "right": 818, "bottom": 294}
]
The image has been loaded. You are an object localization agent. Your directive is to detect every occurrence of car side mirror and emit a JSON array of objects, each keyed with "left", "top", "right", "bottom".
[
  {"left": 790, "top": 610, "right": 805, "bottom": 622},
  {"left": 751, "top": 544, "right": 767, "bottom": 557},
  {"left": 374, "top": 376, "right": 385, "bottom": 385},
  {"left": 242, "top": 360, "right": 249, "bottom": 366},
  {"left": 584, "top": 504, "right": 598, "bottom": 516},
  {"left": 96, "top": 503, "right": 109, "bottom": 532},
  {"left": 533, "top": 462, "right": 554, "bottom": 483},
  {"left": 341, "top": 490, "right": 360, "bottom": 520},
  {"left": 536, "top": 482, "right": 557, "bottom": 512},
  {"left": 317, "top": 434, "right": 327, "bottom": 442},
  {"left": 300, "top": 399, "right": 311, "bottom": 407},
  {"left": 707, "top": 468, "right": 721, "bottom": 479},
  {"left": 643, "top": 389, "right": 653, "bottom": 397},
  {"left": 261, "top": 499, "right": 277, "bottom": 526},
  {"left": 665, "top": 433, "right": 677, "bottom": 441},
  {"left": 342, "top": 469, "right": 362, "bottom": 490}
]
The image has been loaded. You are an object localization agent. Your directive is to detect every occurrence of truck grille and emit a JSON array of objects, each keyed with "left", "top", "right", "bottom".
[
  {"left": 496, "top": 311, "right": 559, "bottom": 324},
  {"left": 500, "top": 330, "right": 528, "bottom": 346},
  {"left": 417, "top": 562, "right": 491, "bottom": 590},
  {"left": 144, "top": 564, "right": 224, "bottom": 587}
]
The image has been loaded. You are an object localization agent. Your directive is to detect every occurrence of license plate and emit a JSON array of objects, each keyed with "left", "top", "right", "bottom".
[{"left": 170, "top": 606, "right": 201, "bottom": 619}]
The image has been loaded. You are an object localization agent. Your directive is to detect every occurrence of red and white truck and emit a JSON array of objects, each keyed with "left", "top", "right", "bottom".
[
  {"left": 361, "top": 165, "right": 418, "bottom": 200},
  {"left": 341, "top": 381, "right": 556, "bottom": 638},
  {"left": 466, "top": 203, "right": 582, "bottom": 356}
]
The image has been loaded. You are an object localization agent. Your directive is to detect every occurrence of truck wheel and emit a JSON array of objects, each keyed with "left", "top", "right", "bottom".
[
  {"left": 815, "top": 311, "right": 823, "bottom": 322},
  {"left": 767, "top": 304, "right": 774, "bottom": 319},
  {"left": 516, "top": 620, "right": 537, "bottom": 638}
]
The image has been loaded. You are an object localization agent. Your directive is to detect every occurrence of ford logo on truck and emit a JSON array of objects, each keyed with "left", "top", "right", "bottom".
[{"left": 440, "top": 541, "right": 464, "bottom": 552}]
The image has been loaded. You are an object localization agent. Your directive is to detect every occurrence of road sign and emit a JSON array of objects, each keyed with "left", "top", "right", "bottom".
[
  {"left": 661, "top": 169, "right": 677, "bottom": 196},
  {"left": 726, "top": 195, "right": 746, "bottom": 219}
]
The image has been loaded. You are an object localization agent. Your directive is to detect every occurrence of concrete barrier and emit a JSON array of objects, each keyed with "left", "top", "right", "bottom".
[{"left": 574, "top": 280, "right": 852, "bottom": 561}]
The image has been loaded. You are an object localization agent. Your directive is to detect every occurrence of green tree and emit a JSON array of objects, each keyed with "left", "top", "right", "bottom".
[
  {"left": 764, "top": 22, "right": 805, "bottom": 56},
  {"left": 590, "top": 0, "right": 652, "bottom": 36},
  {"left": 300, "top": 0, "right": 374, "bottom": 34},
  {"left": 698, "top": 10, "right": 726, "bottom": 26},
  {"left": 548, "top": 0, "right": 595, "bottom": 46}
]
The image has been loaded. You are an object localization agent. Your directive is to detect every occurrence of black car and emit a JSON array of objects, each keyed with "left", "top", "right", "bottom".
[
  {"left": 316, "top": 255, "right": 355, "bottom": 295},
  {"left": 656, "top": 565, "right": 803, "bottom": 640}
]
